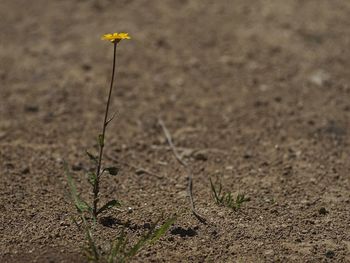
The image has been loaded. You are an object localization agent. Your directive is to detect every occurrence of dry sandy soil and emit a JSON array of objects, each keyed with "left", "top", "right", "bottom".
[{"left": 1, "top": 0, "right": 350, "bottom": 262}]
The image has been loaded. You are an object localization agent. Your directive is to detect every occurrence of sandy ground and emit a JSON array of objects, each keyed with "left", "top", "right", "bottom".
[{"left": 1, "top": 0, "right": 350, "bottom": 262}]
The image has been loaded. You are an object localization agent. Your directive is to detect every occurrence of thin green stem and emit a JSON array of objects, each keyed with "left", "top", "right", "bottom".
[{"left": 93, "top": 41, "right": 118, "bottom": 217}]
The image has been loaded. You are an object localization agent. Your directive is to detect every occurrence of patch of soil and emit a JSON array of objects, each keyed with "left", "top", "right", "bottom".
[{"left": 1, "top": 0, "right": 350, "bottom": 262}]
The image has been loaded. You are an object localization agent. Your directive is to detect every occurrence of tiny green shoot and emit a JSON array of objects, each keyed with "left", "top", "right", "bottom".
[
  {"left": 82, "top": 216, "right": 176, "bottom": 263},
  {"left": 210, "top": 178, "right": 250, "bottom": 211}
]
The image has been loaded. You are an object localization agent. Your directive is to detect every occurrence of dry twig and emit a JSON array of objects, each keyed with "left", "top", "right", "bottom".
[{"left": 158, "top": 119, "right": 206, "bottom": 223}]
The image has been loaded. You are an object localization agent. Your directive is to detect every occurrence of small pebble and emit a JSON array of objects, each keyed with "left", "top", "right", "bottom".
[
  {"left": 72, "top": 163, "right": 83, "bottom": 171},
  {"left": 325, "top": 250, "right": 335, "bottom": 258},
  {"left": 309, "top": 70, "right": 330, "bottom": 86},
  {"left": 243, "top": 152, "right": 252, "bottom": 159},
  {"left": 264, "top": 249, "right": 274, "bottom": 256},
  {"left": 81, "top": 63, "right": 92, "bottom": 71},
  {"left": 21, "top": 167, "right": 30, "bottom": 174},
  {"left": 5, "top": 163, "right": 14, "bottom": 169},
  {"left": 319, "top": 207, "right": 328, "bottom": 215},
  {"left": 225, "top": 166, "right": 234, "bottom": 171},
  {"left": 59, "top": 221, "right": 70, "bottom": 227},
  {"left": 24, "top": 105, "right": 39, "bottom": 112},
  {"left": 193, "top": 150, "right": 208, "bottom": 161},
  {"left": 135, "top": 169, "right": 146, "bottom": 175}
]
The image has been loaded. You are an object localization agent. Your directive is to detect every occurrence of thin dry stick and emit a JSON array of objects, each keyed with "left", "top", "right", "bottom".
[{"left": 158, "top": 119, "right": 206, "bottom": 223}]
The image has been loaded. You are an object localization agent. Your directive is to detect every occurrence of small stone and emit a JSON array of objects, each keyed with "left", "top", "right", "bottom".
[
  {"left": 59, "top": 221, "right": 70, "bottom": 227},
  {"left": 135, "top": 169, "right": 143, "bottom": 175},
  {"left": 264, "top": 249, "right": 274, "bottom": 256},
  {"left": 72, "top": 163, "right": 83, "bottom": 171},
  {"left": 21, "top": 167, "right": 30, "bottom": 174},
  {"left": 24, "top": 105, "right": 39, "bottom": 112},
  {"left": 225, "top": 166, "right": 234, "bottom": 171},
  {"left": 143, "top": 223, "right": 151, "bottom": 229},
  {"left": 259, "top": 84, "right": 269, "bottom": 91},
  {"left": 175, "top": 184, "right": 183, "bottom": 189},
  {"left": 308, "top": 70, "right": 330, "bottom": 86},
  {"left": 318, "top": 207, "right": 328, "bottom": 215},
  {"left": 254, "top": 100, "right": 268, "bottom": 107},
  {"left": 274, "top": 96, "right": 282, "bottom": 103},
  {"left": 325, "top": 250, "right": 335, "bottom": 258},
  {"left": 5, "top": 163, "right": 14, "bottom": 169},
  {"left": 193, "top": 150, "right": 208, "bottom": 161},
  {"left": 177, "top": 191, "right": 187, "bottom": 198},
  {"left": 243, "top": 151, "right": 252, "bottom": 159},
  {"left": 215, "top": 157, "right": 222, "bottom": 163},
  {"left": 217, "top": 211, "right": 225, "bottom": 218},
  {"left": 81, "top": 63, "right": 92, "bottom": 71},
  {"left": 156, "top": 38, "right": 170, "bottom": 48}
]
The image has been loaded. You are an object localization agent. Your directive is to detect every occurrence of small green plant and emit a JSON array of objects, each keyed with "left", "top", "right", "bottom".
[
  {"left": 210, "top": 178, "right": 250, "bottom": 211},
  {"left": 65, "top": 33, "right": 176, "bottom": 262},
  {"left": 83, "top": 216, "right": 176, "bottom": 263},
  {"left": 67, "top": 164, "right": 176, "bottom": 262},
  {"left": 66, "top": 32, "right": 131, "bottom": 219}
]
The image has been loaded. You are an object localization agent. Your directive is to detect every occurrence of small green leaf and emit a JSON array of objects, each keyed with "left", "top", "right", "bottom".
[
  {"left": 65, "top": 162, "right": 91, "bottom": 213},
  {"left": 74, "top": 199, "right": 92, "bottom": 214},
  {"left": 87, "top": 172, "right": 97, "bottom": 186},
  {"left": 69, "top": 215, "right": 81, "bottom": 229},
  {"left": 98, "top": 134, "right": 104, "bottom": 147},
  {"left": 149, "top": 216, "right": 176, "bottom": 244},
  {"left": 97, "top": 199, "right": 121, "bottom": 215},
  {"left": 126, "top": 216, "right": 176, "bottom": 258},
  {"left": 235, "top": 194, "right": 250, "bottom": 210},
  {"left": 86, "top": 151, "right": 98, "bottom": 164},
  {"left": 225, "top": 193, "right": 233, "bottom": 207},
  {"left": 77, "top": 201, "right": 92, "bottom": 214},
  {"left": 126, "top": 234, "right": 148, "bottom": 258},
  {"left": 210, "top": 178, "right": 221, "bottom": 205},
  {"left": 104, "top": 167, "right": 119, "bottom": 176},
  {"left": 108, "top": 231, "right": 126, "bottom": 263},
  {"left": 82, "top": 217, "right": 99, "bottom": 261},
  {"left": 105, "top": 112, "right": 117, "bottom": 127}
]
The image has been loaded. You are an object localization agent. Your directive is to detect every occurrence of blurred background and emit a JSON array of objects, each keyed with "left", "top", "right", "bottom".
[{"left": 0, "top": 0, "right": 349, "bottom": 144}]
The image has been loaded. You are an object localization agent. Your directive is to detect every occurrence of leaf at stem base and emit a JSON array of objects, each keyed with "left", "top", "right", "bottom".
[{"left": 97, "top": 199, "right": 121, "bottom": 215}]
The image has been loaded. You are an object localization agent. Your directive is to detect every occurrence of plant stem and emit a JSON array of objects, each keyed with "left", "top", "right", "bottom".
[{"left": 93, "top": 41, "right": 118, "bottom": 217}]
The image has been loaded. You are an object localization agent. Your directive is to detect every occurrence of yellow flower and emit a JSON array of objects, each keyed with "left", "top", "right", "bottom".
[{"left": 101, "top": 32, "right": 131, "bottom": 42}]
